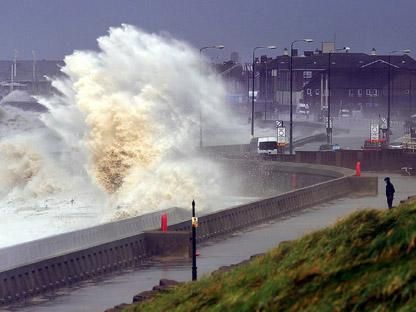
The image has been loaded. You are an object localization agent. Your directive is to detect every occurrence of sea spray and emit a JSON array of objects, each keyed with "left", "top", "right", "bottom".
[{"left": 0, "top": 24, "right": 231, "bottom": 234}]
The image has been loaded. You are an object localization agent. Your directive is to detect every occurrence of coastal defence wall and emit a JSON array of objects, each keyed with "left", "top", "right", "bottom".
[
  {"left": 169, "top": 175, "right": 376, "bottom": 243},
  {"left": 0, "top": 161, "right": 377, "bottom": 305},
  {"left": 204, "top": 140, "right": 416, "bottom": 172},
  {"left": 0, "top": 208, "right": 190, "bottom": 273}
]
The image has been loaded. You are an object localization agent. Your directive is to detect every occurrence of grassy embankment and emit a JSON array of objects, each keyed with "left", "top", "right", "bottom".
[{"left": 125, "top": 199, "right": 416, "bottom": 311}]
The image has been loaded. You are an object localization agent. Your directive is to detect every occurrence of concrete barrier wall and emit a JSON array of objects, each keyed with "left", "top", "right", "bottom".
[
  {"left": 205, "top": 142, "right": 416, "bottom": 171},
  {"left": 218, "top": 158, "right": 341, "bottom": 197},
  {"left": 168, "top": 175, "right": 376, "bottom": 242},
  {"left": 0, "top": 161, "right": 376, "bottom": 305},
  {"left": 144, "top": 231, "right": 190, "bottom": 258},
  {"left": 0, "top": 230, "right": 190, "bottom": 304},
  {"left": 293, "top": 149, "right": 416, "bottom": 171},
  {"left": 220, "top": 157, "right": 352, "bottom": 179},
  {"left": 0, "top": 207, "right": 189, "bottom": 273},
  {"left": 258, "top": 160, "right": 352, "bottom": 178},
  {"left": 0, "top": 233, "right": 148, "bottom": 304}
]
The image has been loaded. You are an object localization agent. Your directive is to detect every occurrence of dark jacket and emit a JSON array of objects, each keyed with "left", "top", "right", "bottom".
[{"left": 386, "top": 182, "right": 395, "bottom": 197}]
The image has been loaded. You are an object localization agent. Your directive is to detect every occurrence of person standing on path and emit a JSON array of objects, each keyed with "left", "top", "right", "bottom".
[{"left": 384, "top": 177, "right": 395, "bottom": 209}]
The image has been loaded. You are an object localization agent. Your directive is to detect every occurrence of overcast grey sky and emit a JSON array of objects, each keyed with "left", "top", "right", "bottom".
[{"left": 1, "top": 0, "right": 415, "bottom": 61}]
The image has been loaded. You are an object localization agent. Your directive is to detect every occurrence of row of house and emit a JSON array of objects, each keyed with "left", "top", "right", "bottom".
[
  {"left": 2, "top": 48, "right": 416, "bottom": 120},
  {"left": 217, "top": 44, "right": 416, "bottom": 119}
]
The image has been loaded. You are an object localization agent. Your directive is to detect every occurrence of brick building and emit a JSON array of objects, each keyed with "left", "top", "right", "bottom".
[{"left": 257, "top": 48, "right": 416, "bottom": 119}]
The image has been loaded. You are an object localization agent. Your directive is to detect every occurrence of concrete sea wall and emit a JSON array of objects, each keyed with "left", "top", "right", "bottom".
[
  {"left": 0, "top": 207, "right": 189, "bottom": 273},
  {"left": 205, "top": 142, "right": 416, "bottom": 172},
  {"left": 0, "top": 161, "right": 377, "bottom": 305},
  {"left": 169, "top": 175, "right": 376, "bottom": 242}
]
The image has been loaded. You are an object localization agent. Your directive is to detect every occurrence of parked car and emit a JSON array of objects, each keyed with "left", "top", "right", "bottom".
[
  {"left": 319, "top": 143, "right": 341, "bottom": 151},
  {"left": 388, "top": 141, "right": 404, "bottom": 149}
]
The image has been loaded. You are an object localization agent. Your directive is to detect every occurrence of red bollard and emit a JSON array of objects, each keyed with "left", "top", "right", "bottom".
[
  {"left": 161, "top": 213, "right": 168, "bottom": 232},
  {"left": 355, "top": 161, "right": 361, "bottom": 176}
]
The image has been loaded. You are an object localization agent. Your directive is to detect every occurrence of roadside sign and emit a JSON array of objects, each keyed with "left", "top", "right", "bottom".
[
  {"left": 277, "top": 127, "right": 286, "bottom": 144},
  {"left": 275, "top": 120, "right": 284, "bottom": 128},
  {"left": 370, "top": 123, "right": 379, "bottom": 141}
]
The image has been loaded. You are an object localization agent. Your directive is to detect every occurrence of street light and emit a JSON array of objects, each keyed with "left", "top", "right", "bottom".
[
  {"left": 199, "top": 45, "right": 225, "bottom": 148},
  {"left": 251, "top": 45, "right": 277, "bottom": 137},
  {"left": 326, "top": 46, "right": 350, "bottom": 144},
  {"left": 386, "top": 49, "right": 411, "bottom": 145},
  {"left": 265, "top": 60, "right": 268, "bottom": 120},
  {"left": 289, "top": 39, "right": 313, "bottom": 154}
]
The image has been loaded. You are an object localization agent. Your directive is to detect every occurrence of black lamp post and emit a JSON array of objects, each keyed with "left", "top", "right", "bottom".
[
  {"left": 199, "top": 45, "right": 225, "bottom": 148},
  {"left": 289, "top": 39, "right": 313, "bottom": 154},
  {"left": 251, "top": 45, "right": 277, "bottom": 137},
  {"left": 191, "top": 200, "right": 197, "bottom": 281},
  {"left": 265, "top": 60, "right": 268, "bottom": 120}
]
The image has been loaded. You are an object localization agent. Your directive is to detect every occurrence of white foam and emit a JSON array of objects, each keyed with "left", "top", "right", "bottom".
[{"left": 0, "top": 25, "right": 233, "bottom": 247}]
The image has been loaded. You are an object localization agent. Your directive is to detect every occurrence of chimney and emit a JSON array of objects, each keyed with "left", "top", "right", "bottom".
[{"left": 371, "top": 48, "right": 376, "bottom": 55}]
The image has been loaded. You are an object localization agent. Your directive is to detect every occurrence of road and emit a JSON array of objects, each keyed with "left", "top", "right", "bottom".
[
  {"left": 297, "top": 118, "right": 404, "bottom": 151},
  {"left": 8, "top": 173, "right": 416, "bottom": 312},
  {"left": 203, "top": 117, "right": 405, "bottom": 151}
]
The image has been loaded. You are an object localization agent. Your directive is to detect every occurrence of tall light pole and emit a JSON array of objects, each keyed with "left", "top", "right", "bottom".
[
  {"left": 289, "top": 39, "right": 313, "bottom": 154},
  {"left": 246, "top": 63, "right": 251, "bottom": 114},
  {"left": 386, "top": 49, "right": 411, "bottom": 145},
  {"left": 265, "top": 60, "right": 268, "bottom": 120},
  {"left": 326, "top": 46, "right": 350, "bottom": 144},
  {"left": 199, "top": 45, "right": 225, "bottom": 148},
  {"left": 191, "top": 200, "right": 197, "bottom": 281},
  {"left": 251, "top": 46, "right": 277, "bottom": 137}
]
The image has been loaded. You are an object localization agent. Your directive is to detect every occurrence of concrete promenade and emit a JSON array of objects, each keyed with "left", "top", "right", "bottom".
[{"left": 11, "top": 173, "right": 414, "bottom": 312}]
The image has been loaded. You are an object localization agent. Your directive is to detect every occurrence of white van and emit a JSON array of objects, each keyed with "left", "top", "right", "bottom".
[{"left": 257, "top": 136, "right": 278, "bottom": 154}]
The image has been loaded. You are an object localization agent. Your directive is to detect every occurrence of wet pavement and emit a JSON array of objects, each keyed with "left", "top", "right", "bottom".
[
  {"left": 7, "top": 173, "right": 416, "bottom": 312},
  {"left": 296, "top": 119, "right": 404, "bottom": 151}
]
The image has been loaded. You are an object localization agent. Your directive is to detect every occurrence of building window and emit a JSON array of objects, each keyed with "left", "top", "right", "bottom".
[
  {"left": 303, "top": 71, "right": 312, "bottom": 79},
  {"left": 348, "top": 89, "right": 354, "bottom": 97},
  {"left": 358, "top": 89, "right": 362, "bottom": 97},
  {"left": 366, "top": 89, "right": 372, "bottom": 96},
  {"left": 315, "top": 89, "right": 320, "bottom": 96},
  {"left": 306, "top": 88, "right": 312, "bottom": 96},
  {"left": 373, "top": 89, "right": 378, "bottom": 96}
]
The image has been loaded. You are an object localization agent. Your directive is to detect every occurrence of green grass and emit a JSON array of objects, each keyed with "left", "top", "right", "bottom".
[{"left": 124, "top": 201, "right": 416, "bottom": 312}]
